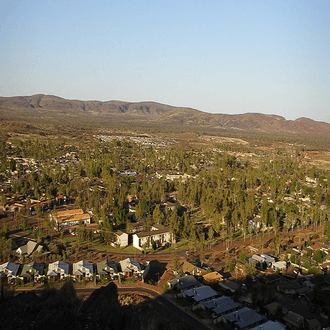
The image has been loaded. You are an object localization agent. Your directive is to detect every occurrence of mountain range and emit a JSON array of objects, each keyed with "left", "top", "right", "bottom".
[{"left": 1, "top": 94, "right": 330, "bottom": 138}]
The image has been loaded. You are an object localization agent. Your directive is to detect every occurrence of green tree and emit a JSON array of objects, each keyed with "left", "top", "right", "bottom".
[
  {"left": 239, "top": 251, "right": 247, "bottom": 265},
  {"left": 152, "top": 204, "right": 164, "bottom": 225}
]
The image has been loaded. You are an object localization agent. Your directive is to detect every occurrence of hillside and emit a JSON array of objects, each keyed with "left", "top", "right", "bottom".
[{"left": 1, "top": 94, "right": 330, "bottom": 137}]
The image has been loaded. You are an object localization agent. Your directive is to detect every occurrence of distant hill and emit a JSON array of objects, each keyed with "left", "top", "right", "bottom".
[{"left": 1, "top": 94, "right": 330, "bottom": 137}]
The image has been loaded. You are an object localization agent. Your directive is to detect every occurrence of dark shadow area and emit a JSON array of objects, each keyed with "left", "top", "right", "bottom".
[{"left": 0, "top": 281, "right": 198, "bottom": 330}]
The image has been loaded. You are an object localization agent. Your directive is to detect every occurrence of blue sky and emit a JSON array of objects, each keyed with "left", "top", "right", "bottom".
[{"left": 1, "top": 0, "right": 330, "bottom": 123}]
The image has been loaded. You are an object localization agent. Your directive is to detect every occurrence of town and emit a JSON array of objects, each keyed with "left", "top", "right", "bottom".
[{"left": 1, "top": 131, "right": 330, "bottom": 329}]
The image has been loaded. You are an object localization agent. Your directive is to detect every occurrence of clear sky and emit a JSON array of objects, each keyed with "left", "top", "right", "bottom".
[{"left": 1, "top": 0, "right": 330, "bottom": 123}]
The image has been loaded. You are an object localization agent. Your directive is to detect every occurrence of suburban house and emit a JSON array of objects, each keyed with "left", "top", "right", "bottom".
[
  {"left": 16, "top": 240, "right": 42, "bottom": 257},
  {"left": 132, "top": 226, "right": 174, "bottom": 250},
  {"left": 272, "top": 261, "right": 288, "bottom": 272},
  {"left": 261, "top": 253, "right": 277, "bottom": 266},
  {"left": 176, "top": 275, "right": 201, "bottom": 291},
  {"left": 218, "top": 279, "right": 240, "bottom": 294},
  {"left": 221, "top": 307, "right": 267, "bottom": 329},
  {"left": 72, "top": 260, "right": 94, "bottom": 281},
  {"left": 47, "top": 261, "right": 71, "bottom": 281},
  {"left": 250, "top": 254, "right": 267, "bottom": 269},
  {"left": 112, "top": 230, "right": 129, "bottom": 248},
  {"left": 184, "top": 285, "right": 218, "bottom": 305},
  {"left": 282, "top": 311, "right": 304, "bottom": 329},
  {"left": 250, "top": 321, "right": 286, "bottom": 330},
  {"left": 119, "top": 258, "right": 143, "bottom": 277},
  {"left": 0, "top": 262, "right": 21, "bottom": 283},
  {"left": 202, "top": 296, "right": 242, "bottom": 318},
  {"left": 96, "top": 259, "right": 120, "bottom": 280},
  {"left": 203, "top": 272, "right": 223, "bottom": 284},
  {"left": 181, "top": 260, "right": 205, "bottom": 276},
  {"left": 129, "top": 222, "right": 145, "bottom": 233},
  {"left": 18, "top": 262, "right": 46, "bottom": 283},
  {"left": 277, "top": 279, "right": 302, "bottom": 295},
  {"left": 263, "top": 301, "right": 288, "bottom": 319},
  {"left": 50, "top": 208, "right": 91, "bottom": 230}
]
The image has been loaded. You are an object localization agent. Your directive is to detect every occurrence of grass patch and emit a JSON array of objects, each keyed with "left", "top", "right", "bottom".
[
  {"left": 120, "top": 245, "right": 141, "bottom": 253},
  {"left": 120, "top": 277, "right": 136, "bottom": 285},
  {"left": 63, "top": 236, "right": 78, "bottom": 244}
]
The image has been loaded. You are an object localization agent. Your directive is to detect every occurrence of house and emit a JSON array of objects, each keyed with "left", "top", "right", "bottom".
[
  {"left": 72, "top": 260, "right": 94, "bottom": 281},
  {"left": 119, "top": 258, "right": 142, "bottom": 277},
  {"left": 96, "top": 259, "right": 120, "bottom": 280},
  {"left": 132, "top": 227, "right": 174, "bottom": 250},
  {"left": 250, "top": 254, "right": 267, "bottom": 269},
  {"left": 184, "top": 285, "right": 218, "bottom": 304},
  {"left": 218, "top": 279, "right": 240, "bottom": 294},
  {"left": 221, "top": 307, "right": 267, "bottom": 330},
  {"left": 282, "top": 311, "right": 304, "bottom": 329},
  {"left": 202, "top": 296, "right": 242, "bottom": 318},
  {"left": 18, "top": 262, "right": 46, "bottom": 283},
  {"left": 261, "top": 253, "right": 276, "bottom": 266},
  {"left": 277, "top": 279, "right": 301, "bottom": 294},
  {"left": 177, "top": 275, "right": 201, "bottom": 291},
  {"left": 272, "top": 261, "right": 287, "bottom": 272},
  {"left": 129, "top": 222, "right": 145, "bottom": 233},
  {"left": 50, "top": 208, "right": 91, "bottom": 230},
  {"left": 47, "top": 261, "right": 71, "bottom": 281},
  {"left": 202, "top": 271, "right": 223, "bottom": 284},
  {"left": 113, "top": 230, "right": 129, "bottom": 248},
  {"left": 307, "top": 318, "right": 322, "bottom": 330},
  {"left": 181, "top": 260, "right": 205, "bottom": 276},
  {"left": 263, "top": 301, "right": 288, "bottom": 319},
  {"left": 16, "top": 240, "right": 41, "bottom": 257},
  {"left": 0, "top": 262, "right": 21, "bottom": 283},
  {"left": 250, "top": 321, "right": 286, "bottom": 330}
]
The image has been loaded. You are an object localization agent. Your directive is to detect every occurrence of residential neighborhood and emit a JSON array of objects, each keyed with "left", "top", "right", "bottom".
[{"left": 1, "top": 127, "right": 330, "bottom": 329}]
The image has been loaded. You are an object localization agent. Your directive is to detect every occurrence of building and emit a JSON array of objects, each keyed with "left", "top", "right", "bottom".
[
  {"left": 203, "top": 272, "right": 223, "bottom": 284},
  {"left": 16, "top": 240, "right": 42, "bottom": 257},
  {"left": 47, "top": 261, "right": 71, "bottom": 281},
  {"left": 272, "top": 261, "right": 287, "bottom": 272},
  {"left": 177, "top": 275, "right": 201, "bottom": 291},
  {"left": 282, "top": 311, "right": 304, "bottom": 329},
  {"left": 132, "top": 227, "right": 174, "bottom": 250},
  {"left": 72, "top": 260, "right": 94, "bottom": 281},
  {"left": 277, "top": 279, "right": 301, "bottom": 295},
  {"left": 184, "top": 285, "right": 218, "bottom": 304},
  {"left": 0, "top": 262, "right": 21, "bottom": 283},
  {"left": 113, "top": 230, "right": 129, "bottom": 248},
  {"left": 250, "top": 321, "right": 286, "bottom": 330},
  {"left": 181, "top": 260, "right": 205, "bottom": 276},
  {"left": 261, "top": 254, "right": 277, "bottom": 266},
  {"left": 18, "top": 262, "right": 46, "bottom": 283},
  {"left": 221, "top": 307, "right": 267, "bottom": 329},
  {"left": 202, "top": 296, "right": 242, "bottom": 318},
  {"left": 119, "top": 258, "right": 142, "bottom": 277},
  {"left": 96, "top": 259, "right": 120, "bottom": 280},
  {"left": 50, "top": 208, "right": 91, "bottom": 230}
]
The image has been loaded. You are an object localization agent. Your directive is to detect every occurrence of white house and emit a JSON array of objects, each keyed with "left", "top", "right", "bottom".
[
  {"left": 119, "top": 258, "right": 142, "bottom": 277},
  {"left": 16, "top": 240, "right": 42, "bottom": 257},
  {"left": 132, "top": 227, "right": 174, "bottom": 250},
  {"left": 0, "top": 262, "right": 21, "bottom": 282},
  {"left": 72, "top": 260, "right": 94, "bottom": 280},
  {"left": 112, "top": 230, "right": 129, "bottom": 248},
  {"left": 47, "top": 261, "right": 71, "bottom": 280}
]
